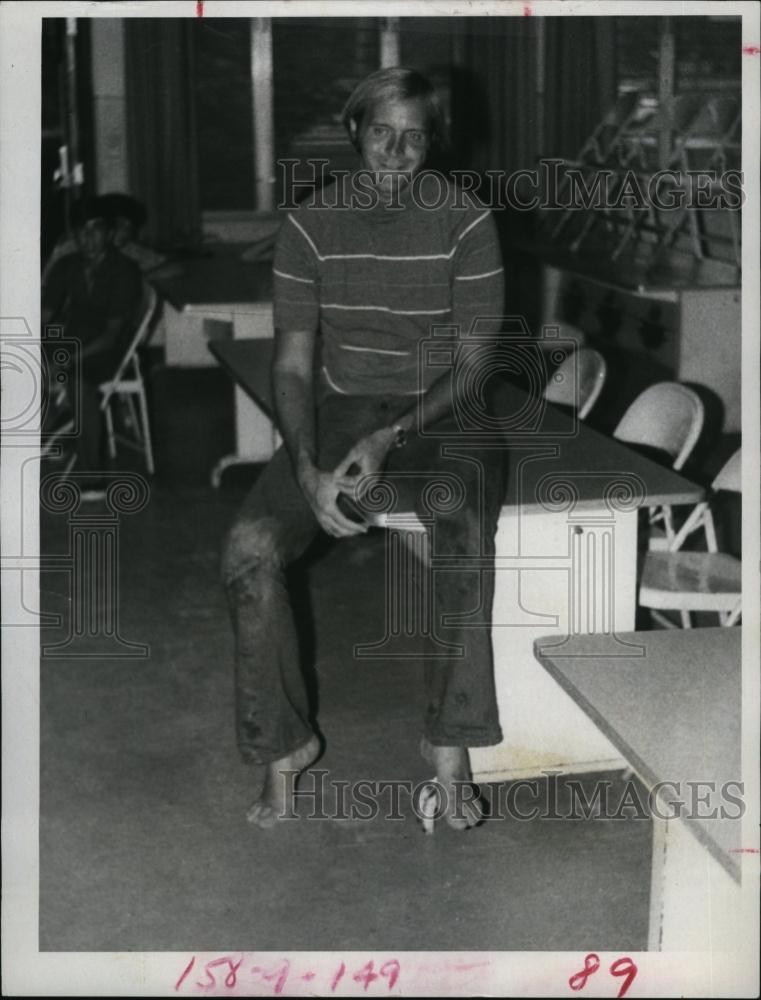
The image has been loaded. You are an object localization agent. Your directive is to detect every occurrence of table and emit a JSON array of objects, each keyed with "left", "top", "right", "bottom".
[
  {"left": 151, "top": 253, "right": 276, "bottom": 479},
  {"left": 473, "top": 377, "right": 701, "bottom": 781},
  {"left": 150, "top": 253, "right": 273, "bottom": 365},
  {"left": 208, "top": 340, "right": 705, "bottom": 780},
  {"left": 207, "top": 337, "right": 281, "bottom": 484},
  {"left": 534, "top": 627, "right": 747, "bottom": 952},
  {"left": 151, "top": 254, "right": 273, "bottom": 315},
  {"left": 208, "top": 338, "right": 275, "bottom": 417}
]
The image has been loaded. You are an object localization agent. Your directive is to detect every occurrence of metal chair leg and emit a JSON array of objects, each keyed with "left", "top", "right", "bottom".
[
  {"left": 650, "top": 609, "right": 678, "bottom": 629},
  {"left": 104, "top": 401, "right": 117, "bottom": 460},
  {"left": 125, "top": 393, "right": 140, "bottom": 437},
  {"left": 724, "top": 601, "right": 742, "bottom": 627},
  {"left": 137, "top": 385, "right": 155, "bottom": 475}
]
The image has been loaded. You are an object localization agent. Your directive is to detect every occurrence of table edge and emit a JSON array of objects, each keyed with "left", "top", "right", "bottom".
[{"left": 533, "top": 636, "right": 741, "bottom": 884}]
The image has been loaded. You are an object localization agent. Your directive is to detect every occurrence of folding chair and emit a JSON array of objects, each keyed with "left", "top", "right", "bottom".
[
  {"left": 613, "top": 382, "right": 704, "bottom": 549},
  {"left": 99, "top": 283, "right": 158, "bottom": 474},
  {"left": 639, "top": 448, "right": 741, "bottom": 628},
  {"left": 540, "top": 318, "right": 587, "bottom": 349},
  {"left": 549, "top": 91, "right": 645, "bottom": 242},
  {"left": 658, "top": 95, "right": 742, "bottom": 268},
  {"left": 40, "top": 416, "right": 78, "bottom": 474},
  {"left": 607, "top": 94, "right": 704, "bottom": 260},
  {"left": 543, "top": 347, "right": 607, "bottom": 421}
]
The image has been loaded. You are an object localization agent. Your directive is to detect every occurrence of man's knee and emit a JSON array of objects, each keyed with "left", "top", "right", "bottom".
[{"left": 221, "top": 515, "right": 284, "bottom": 586}]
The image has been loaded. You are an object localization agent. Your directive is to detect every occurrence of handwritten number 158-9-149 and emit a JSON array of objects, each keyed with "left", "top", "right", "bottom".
[{"left": 174, "top": 955, "right": 401, "bottom": 994}]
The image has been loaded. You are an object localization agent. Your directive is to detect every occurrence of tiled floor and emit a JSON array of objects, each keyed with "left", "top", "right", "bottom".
[
  {"left": 37, "top": 360, "right": 737, "bottom": 952},
  {"left": 40, "top": 486, "right": 651, "bottom": 952}
]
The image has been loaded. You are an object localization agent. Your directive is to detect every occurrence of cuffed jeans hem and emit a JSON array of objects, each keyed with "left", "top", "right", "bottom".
[
  {"left": 424, "top": 727, "right": 503, "bottom": 749},
  {"left": 237, "top": 731, "right": 316, "bottom": 766}
]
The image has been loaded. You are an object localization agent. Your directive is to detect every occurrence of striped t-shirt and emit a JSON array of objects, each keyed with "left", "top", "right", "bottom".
[{"left": 273, "top": 173, "right": 505, "bottom": 397}]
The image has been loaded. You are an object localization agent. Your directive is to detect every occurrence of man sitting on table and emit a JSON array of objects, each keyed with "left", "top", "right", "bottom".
[
  {"left": 42, "top": 196, "right": 143, "bottom": 493},
  {"left": 222, "top": 68, "right": 507, "bottom": 831}
]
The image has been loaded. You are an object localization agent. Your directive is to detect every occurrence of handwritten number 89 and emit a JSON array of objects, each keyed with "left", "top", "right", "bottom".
[{"left": 569, "top": 953, "right": 637, "bottom": 999}]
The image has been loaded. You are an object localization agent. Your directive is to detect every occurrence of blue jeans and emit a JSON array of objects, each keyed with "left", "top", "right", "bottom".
[{"left": 221, "top": 393, "right": 506, "bottom": 764}]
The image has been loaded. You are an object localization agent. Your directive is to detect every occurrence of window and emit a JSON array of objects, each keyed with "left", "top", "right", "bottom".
[
  {"left": 193, "top": 17, "right": 383, "bottom": 215},
  {"left": 194, "top": 18, "right": 255, "bottom": 212},
  {"left": 192, "top": 17, "right": 457, "bottom": 220},
  {"left": 615, "top": 15, "right": 741, "bottom": 94}
]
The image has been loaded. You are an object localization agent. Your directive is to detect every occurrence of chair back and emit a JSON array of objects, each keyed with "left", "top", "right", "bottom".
[
  {"left": 544, "top": 347, "right": 607, "bottom": 420},
  {"left": 712, "top": 448, "right": 741, "bottom": 494},
  {"left": 613, "top": 382, "right": 704, "bottom": 470},
  {"left": 111, "top": 283, "right": 158, "bottom": 386}
]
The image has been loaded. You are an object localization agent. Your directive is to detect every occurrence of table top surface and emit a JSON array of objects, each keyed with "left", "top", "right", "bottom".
[
  {"left": 209, "top": 337, "right": 704, "bottom": 511},
  {"left": 150, "top": 252, "right": 273, "bottom": 311},
  {"left": 534, "top": 627, "right": 743, "bottom": 881}
]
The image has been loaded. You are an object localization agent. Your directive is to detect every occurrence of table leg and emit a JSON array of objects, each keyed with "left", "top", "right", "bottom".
[
  {"left": 210, "top": 311, "right": 277, "bottom": 487},
  {"left": 210, "top": 390, "right": 280, "bottom": 487},
  {"left": 648, "top": 813, "right": 743, "bottom": 951}
]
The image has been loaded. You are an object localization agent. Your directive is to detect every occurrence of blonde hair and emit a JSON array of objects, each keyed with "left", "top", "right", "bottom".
[{"left": 341, "top": 67, "right": 448, "bottom": 151}]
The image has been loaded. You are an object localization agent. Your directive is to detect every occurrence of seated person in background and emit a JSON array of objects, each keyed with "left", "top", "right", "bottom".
[
  {"left": 42, "top": 197, "right": 143, "bottom": 488},
  {"left": 98, "top": 192, "right": 167, "bottom": 272},
  {"left": 42, "top": 192, "right": 165, "bottom": 282}
]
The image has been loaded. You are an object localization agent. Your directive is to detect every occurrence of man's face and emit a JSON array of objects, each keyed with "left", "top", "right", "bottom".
[
  {"left": 76, "top": 218, "right": 111, "bottom": 262},
  {"left": 357, "top": 96, "right": 429, "bottom": 201},
  {"left": 112, "top": 216, "right": 136, "bottom": 250}
]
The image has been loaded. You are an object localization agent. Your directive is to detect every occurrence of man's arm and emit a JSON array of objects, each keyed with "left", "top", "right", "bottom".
[
  {"left": 270, "top": 210, "right": 365, "bottom": 537},
  {"left": 72, "top": 257, "right": 144, "bottom": 363},
  {"left": 272, "top": 327, "right": 318, "bottom": 482},
  {"left": 336, "top": 206, "right": 505, "bottom": 481},
  {"left": 81, "top": 315, "right": 130, "bottom": 361},
  {"left": 273, "top": 326, "right": 365, "bottom": 538},
  {"left": 332, "top": 366, "right": 459, "bottom": 492},
  {"left": 417, "top": 207, "right": 504, "bottom": 430}
]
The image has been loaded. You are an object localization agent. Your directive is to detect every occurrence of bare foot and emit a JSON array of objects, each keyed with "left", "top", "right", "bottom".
[
  {"left": 246, "top": 734, "right": 321, "bottom": 829},
  {"left": 420, "top": 737, "right": 484, "bottom": 831}
]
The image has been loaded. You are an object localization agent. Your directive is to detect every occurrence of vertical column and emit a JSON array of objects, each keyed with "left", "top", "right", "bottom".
[
  {"left": 251, "top": 18, "right": 275, "bottom": 211},
  {"left": 657, "top": 18, "right": 675, "bottom": 171},
  {"left": 64, "top": 19, "right": 83, "bottom": 193},
  {"left": 91, "top": 18, "right": 128, "bottom": 193},
  {"left": 379, "top": 18, "right": 400, "bottom": 68},
  {"left": 535, "top": 17, "right": 546, "bottom": 158}
]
